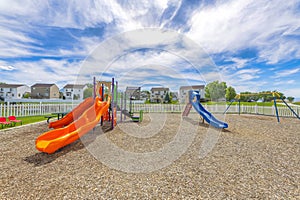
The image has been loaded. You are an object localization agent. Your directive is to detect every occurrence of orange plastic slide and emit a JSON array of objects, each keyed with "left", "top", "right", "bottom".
[
  {"left": 36, "top": 97, "right": 110, "bottom": 154},
  {"left": 49, "top": 97, "right": 94, "bottom": 129}
]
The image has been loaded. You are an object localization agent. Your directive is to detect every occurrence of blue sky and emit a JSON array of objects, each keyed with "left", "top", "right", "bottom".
[{"left": 0, "top": 0, "right": 300, "bottom": 98}]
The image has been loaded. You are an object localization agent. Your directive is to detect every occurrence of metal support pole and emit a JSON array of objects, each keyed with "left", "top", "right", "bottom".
[
  {"left": 116, "top": 81, "right": 118, "bottom": 122},
  {"left": 129, "top": 97, "right": 132, "bottom": 115},
  {"left": 124, "top": 92, "right": 127, "bottom": 120},
  {"left": 93, "top": 77, "right": 96, "bottom": 99},
  {"left": 120, "top": 92, "right": 123, "bottom": 122},
  {"left": 223, "top": 99, "right": 235, "bottom": 114},
  {"left": 273, "top": 97, "right": 280, "bottom": 123},
  {"left": 281, "top": 97, "right": 300, "bottom": 119},
  {"left": 111, "top": 78, "right": 114, "bottom": 129},
  {"left": 100, "top": 84, "right": 104, "bottom": 126}
]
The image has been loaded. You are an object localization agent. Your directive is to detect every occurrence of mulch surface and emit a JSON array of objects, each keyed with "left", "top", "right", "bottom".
[{"left": 0, "top": 114, "right": 299, "bottom": 199}]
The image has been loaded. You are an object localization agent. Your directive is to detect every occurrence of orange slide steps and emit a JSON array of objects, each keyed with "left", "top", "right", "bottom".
[
  {"left": 36, "top": 97, "right": 110, "bottom": 154},
  {"left": 49, "top": 97, "right": 94, "bottom": 129}
]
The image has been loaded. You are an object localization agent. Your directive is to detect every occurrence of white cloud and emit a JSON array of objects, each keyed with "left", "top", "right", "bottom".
[
  {"left": 0, "top": 1, "right": 182, "bottom": 59},
  {"left": 0, "top": 59, "right": 83, "bottom": 88},
  {"left": 230, "top": 58, "right": 250, "bottom": 69},
  {"left": 273, "top": 80, "right": 295, "bottom": 86},
  {"left": 0, "top": 0, "right": 299, "bottom": 95},
  {"left": 0, "top": 0, "right": 181, "bottom": 30},
  {"left": 275, "top": 68, "right": 300, "bottom": 78},
  {"left": 235, "top": 69, "right": 260, "bottom": 75},
  {"left": 0, "top": 65, "right": 15, "bottom": 71},
  {"left": 281, "top": 88, "right": 300, "bottom": 98},
  {"left": 186, "top": 0, "right": 300, "bottom": 64}
]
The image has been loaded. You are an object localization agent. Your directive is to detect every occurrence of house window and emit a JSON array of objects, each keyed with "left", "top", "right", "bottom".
[
  {"left": 0, "top": 88, "right": 3, "bottom": 91},
  {"left": 10, "top": 88, "right": 12, "bottom": 91},
  {"left": 18, "top": 93, "right": 21, "bottom": 97},
  {"left": 12, "top": 93, "right": 14, "bottom": 97},
  {"left": 33, "top": 87, "right": 35, "bottom": 90}
]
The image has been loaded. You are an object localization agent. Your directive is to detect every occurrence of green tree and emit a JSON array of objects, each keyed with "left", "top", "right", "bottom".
[
  {"left": 205, "top": 81, "right": 227, "bottom": 101},
  {"left": 73, "top": 94, "right": 80, "bottom": 100},
  {"left": 83, "top": 83, "right": 94, "bottom": 99},
  {"left": 164, "top": 92, "right": 170, "bottom": 103},
  {"left": 287, "top": 96, "right": 294, "bottom": 102},
  {"left": 23, "top": 92, "right": 31, "bottom": 98},
  {"left": 84, "top": 88, "right": 93, "bottom": 99},
  {"left": 225, "top": 86, "right": 236, "bottom": 101},
  {"left": 59, "top": 92, "right": 64, "bottom": 99}
]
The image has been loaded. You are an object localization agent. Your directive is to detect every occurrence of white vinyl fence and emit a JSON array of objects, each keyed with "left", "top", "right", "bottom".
[
  {"left": 1, "top": 102, "right": 299, "bottom": 118},
  {"left": 129, "top": 103, "right": 300, "bottom": 118},
  {"left": 0, "top": 102, "right": 79, "bottom": 117}
]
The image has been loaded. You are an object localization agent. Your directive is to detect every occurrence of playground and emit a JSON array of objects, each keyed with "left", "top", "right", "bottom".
[
  {"left": 0, "top": 112, "right": 299, "bottom": 198},
  {"left": 1, "top": 78, "right": 300, "bottom": 198}
]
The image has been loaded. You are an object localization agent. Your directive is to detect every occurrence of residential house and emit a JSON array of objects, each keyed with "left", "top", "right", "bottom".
[
  {"left": 140, "top": 90, "right": 150, "bottom": 101},
  {"left": 179, "top": 85, "right": 205, "bottom": 103},
  {"left": 171, "top": 92, "right": 179, "bottom": 101},
  {"left": 150, "top": 87, "right": 170, "bottom": 103},
  {"left": 125, "top": 86, "right": 141, "bottom": 100},
  {"left": 31, "top": 83, "right": 59, "bottom": 99},
  {"left": 0, "top": 84, "right": 30, "bottom": 100},
  {"left": 63, "top": 84, "right": 87, "bottom": 100}
]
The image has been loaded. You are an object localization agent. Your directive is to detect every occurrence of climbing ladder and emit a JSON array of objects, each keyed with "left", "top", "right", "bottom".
[{"left": 182, "top": 103, "right": 192, "bottom": 116}]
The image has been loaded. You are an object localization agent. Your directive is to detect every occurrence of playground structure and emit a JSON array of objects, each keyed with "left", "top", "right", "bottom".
[
  {"left": 119, "top": 88, "right": 144, "bottom": 123},
  {"left": 224, "top": 91, "right": 300, "bottom": 122},
  {"left": 36, "top": 77, "right": 147, "bottom": 154},
  {"left": 183, "top": 90, "right": 228, "bottom": 129},
  {"left": 36, "top": 78, "right": 118, "bottom": 154}
]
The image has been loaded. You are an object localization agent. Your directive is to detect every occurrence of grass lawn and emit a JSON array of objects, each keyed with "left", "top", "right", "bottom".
[{"left": 0, "top": 114, "right": 56, "bottom": 130}]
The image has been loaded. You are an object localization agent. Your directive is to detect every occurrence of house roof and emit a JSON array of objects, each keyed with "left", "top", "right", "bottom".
[
  {"left": 63, "top": 84, "right": 86, "bottom": 89},
  {"left": 126, "top": 86, "right": 141, "bottom": 92},
  {"left": 179, "top": 85, "right": 205, "bottom": 90},
  {"left": 150, "top": 87, "right": 169, "bottom": 92},
  {"left": 0, "top": 84, "right": 26, "bottom": 88},
  {"left": 31, "top": 83, "right": 56, "bottom": 88}
]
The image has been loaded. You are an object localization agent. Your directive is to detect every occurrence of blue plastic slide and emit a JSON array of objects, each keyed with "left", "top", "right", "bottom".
[{"left": 189, "top": 90, "right": 228, "bottom": 129}]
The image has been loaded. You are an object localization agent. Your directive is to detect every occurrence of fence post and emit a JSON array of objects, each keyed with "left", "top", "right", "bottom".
[
  {"left": 12, "top": 103, "right": 14, "bottom": 116},
  {"left": 16, "top": 104, "right": 18, "bottom": 117},
  {"left": 39, "top": 102, "right": 42, "bottom": 115},
  {"left": 241, "top": 104, "right": 243, "bottom": 114},
  {"left": 7, "top": 102, "right": 10, "bottom": 117}
]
